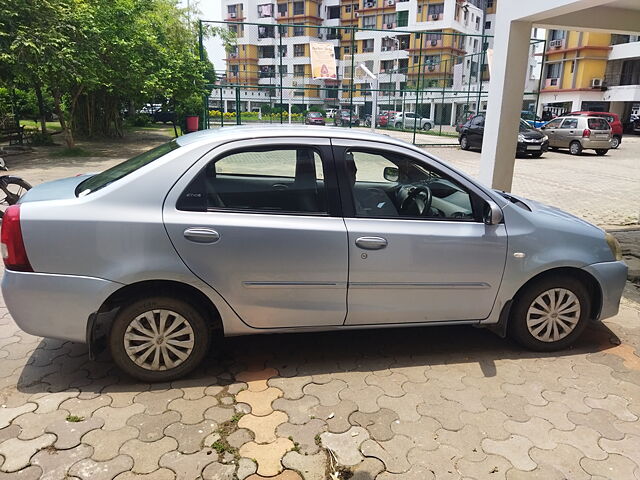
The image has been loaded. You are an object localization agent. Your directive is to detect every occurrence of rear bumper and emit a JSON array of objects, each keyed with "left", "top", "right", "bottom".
[
  {"left": 1, "top": 270, "right": 122, "bottom": 343},
  {"left": 581, "top": 138, "right": 611, "bottom": 149},
  {"left": 582, "top": 260, "right": 628, "bottom": 320}
]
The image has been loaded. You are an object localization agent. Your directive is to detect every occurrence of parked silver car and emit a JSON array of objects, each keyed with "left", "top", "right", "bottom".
[
  {"left": 2, "top": 126, "right": 627, "bottom": 381},
  {"left": 541, "top": 115, "right": 612, "bottom": 155},
  {"left": 392, "top": 112, "right": 434, "bottom": 130}
]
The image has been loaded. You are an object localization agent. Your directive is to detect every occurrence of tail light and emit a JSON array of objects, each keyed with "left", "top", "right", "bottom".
[
  {"left": 582, "top": 129, "right": 591, "bottom": 138},
  {"left": 1, "top": 205, "right": 32, "bottom": 272}
]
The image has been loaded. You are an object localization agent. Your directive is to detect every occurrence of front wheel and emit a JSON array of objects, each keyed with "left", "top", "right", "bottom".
[
  {"left": 0, "top": 177, "right": 32, "bottom": 207},
  {"left": 109, "top": 296, "right": 211, "bottom": 382},
  {"left": 460, "top": 135, "right": 470, "bottom": 150},
  {"left": 509, "top": 276, "right": 590, "bottom": 351},
  {"left": 595, "top": 149, "right": 608, "bottom": 156},
  {"left": 569, "top": 141, "right": 583, "bottom": 156}
]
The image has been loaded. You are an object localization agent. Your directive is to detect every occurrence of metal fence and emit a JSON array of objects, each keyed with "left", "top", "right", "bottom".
[{"left": 199, "top": 20, "right": 544, "bottom": 146}]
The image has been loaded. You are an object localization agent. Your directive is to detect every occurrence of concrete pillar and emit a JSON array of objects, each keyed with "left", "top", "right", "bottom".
[
  {"left": 479, "top": 20, "right": 533, "bottom": 191},
  {"left": 571, "top": 99, "right": 582, "bottom": 112},
  {"left": 430, "top": 101, "right": 436, "bottom": 122},
  {"left": 224, "top": 100, "right": 228, "bottom": 113},
  {"left": 450, "top": 102, "right": 458, "bottom": 126},
  {"left": 247, "top": 101, "right": 252, "bottom": 112}
]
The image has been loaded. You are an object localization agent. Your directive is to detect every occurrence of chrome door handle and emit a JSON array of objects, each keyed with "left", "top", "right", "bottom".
[
  {"left": 355, "top": 236, "right": 387, "bottom": 250},
  {"left": 183, "top": 227, "right": 220, "bottom": 244}
]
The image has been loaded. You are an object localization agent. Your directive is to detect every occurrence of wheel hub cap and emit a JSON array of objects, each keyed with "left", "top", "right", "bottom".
[
  {"left": 526, "top": 288, "right": 581, "bottom": 343},
  {"left": 124, "top": 309, "right": 194, "bottom": 371}
]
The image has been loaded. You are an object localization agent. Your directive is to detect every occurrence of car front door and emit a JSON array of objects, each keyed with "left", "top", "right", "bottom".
[
  {"left": 404, "top": 113, "right": 416, "bottom": 128},
  {"left": 557, "top": 118, "right": 579, "bottom": 147},
  {"left": 467, "top": 115, "right": 485, "bottom": 148},
  {"left": 332, "top": 140, "right": 508, "bottom": 325},
  {"left": 163, "top": 138, "right": 348, "bottom": 329},
  {"left": 541, "top": 118, "right": 563, "bottom": 146}
]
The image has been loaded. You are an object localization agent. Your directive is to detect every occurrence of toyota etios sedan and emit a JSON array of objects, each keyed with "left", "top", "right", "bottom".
[{"left": 2, "top": 126, "right": 627, "bottom": 382}]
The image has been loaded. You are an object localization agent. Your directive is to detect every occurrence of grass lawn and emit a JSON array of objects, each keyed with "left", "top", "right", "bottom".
[{"left": 20, "top": 120, "right": 63, "bottom": 132}]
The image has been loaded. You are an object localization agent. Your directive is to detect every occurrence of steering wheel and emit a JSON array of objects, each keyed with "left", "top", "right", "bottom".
[{"left": 399, "top": 185, "right": 433, "bottom": 216}]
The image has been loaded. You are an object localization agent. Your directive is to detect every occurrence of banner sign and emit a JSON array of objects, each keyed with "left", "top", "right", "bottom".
[{"left": 310, "top": 42, "right": 337, "bottom": 79}]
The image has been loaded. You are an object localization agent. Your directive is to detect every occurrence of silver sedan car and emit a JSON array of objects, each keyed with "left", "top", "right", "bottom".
[{"left": 1, "top": 126, "right": 627, "bottom": 381}]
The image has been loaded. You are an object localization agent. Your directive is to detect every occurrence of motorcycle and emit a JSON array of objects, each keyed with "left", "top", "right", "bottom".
[{"left": 0, "top": 157, "right": 32, "bottom": 219}]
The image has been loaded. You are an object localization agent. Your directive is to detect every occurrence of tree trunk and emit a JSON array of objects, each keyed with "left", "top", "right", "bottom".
[
  {"left": 52, "top": 89, "right": 75, "bottom": 148},
  {"left": 33, "top": 81, "right": 48, "bottom": 134}
]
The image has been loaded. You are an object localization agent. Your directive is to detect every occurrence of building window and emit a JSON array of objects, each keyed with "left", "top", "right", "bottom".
[
  {"left": 293, "top": 24, "right": 305, "bottom": 36},
  {"left": 546, "top": 63, "right": 561, "bottom": 79},
  {"left": 380, "top": 82, "right": 395, "bottom": 93},
  {"left": 328, "top": 5, "right": 340, "bottom": 19},
  {"left": 398, "top": 58, "right": 408, "bottom": 73},
  {"left": 258, "top": 25, "right": 275, "bottom": 39},
  {"left": 259, "top": 66, "right": 275, "bottom": 78},
  {"left": 259, "top": 46, "right": 275, "bottom": 58},
  {"left": 277, "top": 3, "right": 287, "bottom": 17},
  {"left": 278, "top": 65, "right": 288, "bottom": 75},
  {"left": 549, "top": 30, "right": 566, "bottom": 41},
  {"left": 485, "top": 21, "right": 491, "bottom": 30},
  {"left": 294, "top": 65, "right": 305, "bottom": 77},
  {"left": 397, "top": 10, "right": 408, "bottom": 27},
  {"left": 475, "top": 16, "right": 480, "bottom": 30},
  {"left": 227, "top": 4, "right": 237, "bottom": 16},
  {"left": 382, "top": 14, "right": 396, "bottom": 27},
  {"left": 278, "top": 45, "right": 287, "bottom": 57},
  {"left": 486, "top": 0, "right": 494, "bottom": 7},
  {"left": 427, "top": 3, "right": 444, "bottom": 18},
  {"left": 380, "top": 60, "right": 394, "bottom": 72},
  {"left": 363, "top": 39, "right": 375, "bottom": 53},
  {"left": 363, "top": 15, "right": 376, "bottom": 28},
  {"left": 257, "top": 4, "right": 273, "bottom": 17},
  {"left": 294, "top": 44, "right": 306, "bottom": 57},
  {"left": 293, "top": 1, "right": 304, "bottom": 15},
  {"left": 345, "top": 5, "right": 352, "bottom": 13}
]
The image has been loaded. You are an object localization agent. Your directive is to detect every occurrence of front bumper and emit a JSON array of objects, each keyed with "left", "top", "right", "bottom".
[
  {"left": 516, "top": 140, "right": 549, "bottom": 154},
  {"left": 1, "top": 270, "right": 122, "bottom": 343},
  {"left": 582, "top": 260, "right": 628, "bottom": 320}
]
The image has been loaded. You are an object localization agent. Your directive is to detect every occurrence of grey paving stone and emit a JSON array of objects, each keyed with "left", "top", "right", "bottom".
[
  {"left": 311, "top": 399, "right": 358, "bottom": 433},
  {"left": 164, "top": 419, "right": 218, "bottom": 454},
  {"left": 529, "top": 444, "right": 590, "bottom": 480},
  {"left": 282, "top": 451, "right": 326, "bottom": 480},
  {"left": 482, "top": 435, "right": 536, "bottom": 472},
  {"left": 201, "top": 461, "right": 235, "bottom": 480},
  {"left": 119, "top": 437, "right": 177, "bottom": 474},
  {"left": 0, "top": 433, "right": 56, "bottom": 472},
  {"left": 82, "top": 426, "right": 139, "bottom": 461},
  {"left": 436, "top": 423, "right": 487, "bottom": 462},
  {"left": 14, "top": 410, "right": 69, "bottom": 440},
  {"left": 237, "top": 458, "right": 257, "bottom": 480},
  {"left": 30, "top": 391, "right": 79, "bottom": 414},
  {"left": 377, "top": 393, "right": 422, "bottom": 422},
  {"left": 276, "top": 418, "right": 327, "bottom": 454},
  {"left": 0, "top": 465, "right": 43, "bottom": 480},
  {"left": 408, "top": 444, "right": 465, "bottom": 479},
  {"left": 94, "top": 404, "right": 146, "bottom": 431},
  {"left": 203, "top": 406, "right": 235, "bottom": 424},
  {"left": 168, "top": 396, "right": 220, "bottom": 425},
  {"left": 585, "top": 395, "right": 639, "bottom": 422},
  {"left": 361, "top": 435, "right": 414, "bottom": 474},
  {"left": 339, "top": 385, "right": 383, "bottom": 414},
  {"left": 581, "top": 453, "right": 640, "bottom": 479},
  {"left": 0, "top": 403, "right": 36, "bottom": 429},
  {"left": 126, "top": 410, "right": 181, "bottom": 443},
  {"left": 134, "top": 389, "right": 183, "bottom": 415},
  {"left": 227, "top": 428, "right": 253, "bottom": 450},
  {"left": 365, "top": 372, "right": 408, "bottom": 398},
  {"left": 159, "top": 449, "right": 217, "bottom": 479},
  {"left": 504, "top": 417, "right": 556, "bottom": 450},
  {"left": 567, "top": 408, "right": 626, "bottom": 440},
  {"left": 59, "top": 396, "right": 112, "bottom": 419},
  {"left": 0, "top": 425, "right": 21, "bottom": 444},
  {"left": 68, "top": 454, "right": 134, "bottom": 480},
  {"left": 320, "top": 426, "right": 369, "bottom": 466},
  {"left": 46, "top": 416, "right": 105, "bottom": 449},
  {"left": 31, "top": 443, "right": 93, "bottom": 480},
  {"left": 351, "top": 457, "right": 385, "bottom": 480},
  {"left": 303, "top": 380, "right": 347, "bottom": 407},
  {"left": 272, "top": 395, "right": 319, "bottom": 425},
  {"left": 350, "top": 408, "right": 399, "bottom": 442},
  {"left": 550, "top": 426, "right": 607, "bottom": 460}
]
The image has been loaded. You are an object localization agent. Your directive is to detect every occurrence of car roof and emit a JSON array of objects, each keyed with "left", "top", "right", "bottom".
[
  {"left": 568, "top": 111, "right": 617, "bottom": 117},
  {"left": 175, "top": 125, "right": 423, "bottom": 153}
]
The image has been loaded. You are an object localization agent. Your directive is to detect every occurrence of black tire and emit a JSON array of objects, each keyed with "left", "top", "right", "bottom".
[
  {"left": 595, "top": 149, "right": 608, "bottom": 156},
  {"left": 569, "top": 141, "right": 583, "bottom": 156},
  {"left": 460, "top": 135, "right": 470, "bottom": 150},
  {"left": 109, "top": 296, "right": 211, "bottom": 382},
  {"left": 549, "top": 146, "right": 559, "bottom": 151},
  {"left": 423, "top": 122, "right": 432, "bottom": 131},
  {"left": 530, "top": 151, "right": 543, "bottom": 158},
  {"left": 0, "top": 177, "right": 32, "bottom": 206},
  {"left": 509, "top": 275, "right": 591, "bottom": 351},
  {"left": 611, "top": 135, "right": 620, "bottom": 149}
]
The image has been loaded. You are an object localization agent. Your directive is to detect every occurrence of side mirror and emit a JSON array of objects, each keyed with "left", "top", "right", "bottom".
[
  {"left": 540, "top": 126, "right": 546, "bottom": 130},
  {"left": 484, "top": 202, "right": 503, "bottom": 226},
  {"left": 383, "top": 166, "right": 399, "bottom": 182}
]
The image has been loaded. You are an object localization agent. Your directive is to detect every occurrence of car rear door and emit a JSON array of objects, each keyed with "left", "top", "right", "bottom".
[
  {"left": 163, "top": 137, "right": 348, "bottom": 329},
  {"left": 332, "top": 139, "right": 507, "bottom": 325}
]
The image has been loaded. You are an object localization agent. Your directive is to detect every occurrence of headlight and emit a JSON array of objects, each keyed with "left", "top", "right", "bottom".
[
  {"left": 542, "top": 135, "right": 548, "bottom": 142},
  {"left": 605, "top": 233, "right": 623, "bottom": 261},
  {"left": 518, "top": 134, "right": 525, "bottom": 142}
]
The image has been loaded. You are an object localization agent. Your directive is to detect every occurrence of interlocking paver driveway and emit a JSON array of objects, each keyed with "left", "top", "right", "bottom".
[
  {"left": 0, "top": 281, "right": 639, "bottom": 479},
  {"left": 1, "top": 129, "right": 639, "bottom": 478}
]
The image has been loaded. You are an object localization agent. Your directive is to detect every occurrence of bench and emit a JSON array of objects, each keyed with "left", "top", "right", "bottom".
[{"left": 0, "top": 117, "right": 24, "bottom": 146}]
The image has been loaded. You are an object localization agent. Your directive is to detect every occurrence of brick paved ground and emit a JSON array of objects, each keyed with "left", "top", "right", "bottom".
[{"left": 0, "top": 128, "right": 639, "bottom": 479}]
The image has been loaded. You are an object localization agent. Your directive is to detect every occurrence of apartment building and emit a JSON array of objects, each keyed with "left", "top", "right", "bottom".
[
  {"left": 539, "top": 30, "right": 640, "bottom": 122},
  {"left": 218, "top": 0, "right": 526, "bottom": 124}
]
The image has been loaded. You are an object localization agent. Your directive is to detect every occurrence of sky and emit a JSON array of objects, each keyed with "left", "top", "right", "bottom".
[{"left": 181, "top": 0, "right": 227, "bottom": 72}]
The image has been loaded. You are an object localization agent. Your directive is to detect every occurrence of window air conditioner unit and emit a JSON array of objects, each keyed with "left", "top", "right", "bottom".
[
  {"left": 431, "top": 13, "right": 439, "bottom": 20},
  {"left": 229, "top": 12, "right": 236, "bottom": 18},
  {"left": 365, "top": 2, "right": 375, "bottom": 8},
  {"left": 386, "top": 23, "right": 393, "bottom": 28},
  {"left": 431, "top": 39, "right": 438, "bottom": 46},
  {"left": 428, "top": 65, "right": 435, "bottom": 71},
  {"left": 549, "top": 39, "right": 563, "bottom": 48},
  {"left": 382, "top": 46, "right": 389, "bottom": 51},
  {"left": 591, "top": 78, "right": 604, "bottom": 88},
  {"left": 355, "top": 11, "right": 361, "bottom": 17},
  {"left": 386, "top": 0, "right": 395, "bottom": 6}
]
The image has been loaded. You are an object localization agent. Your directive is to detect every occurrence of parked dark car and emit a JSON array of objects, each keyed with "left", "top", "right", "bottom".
[
  {"left": 334, "top": 110, "right": 360, "bottom": 127},
  {"left": 459, "top": 114, "right": 549, "bottom": 158},
  {"left": 455, "top": 111, "right": 480, "bottom": 133},
  {"left": 152, "top": 109, "right": 177, "bottom": 124},
  {"left": 305, "top": 112, "right": 326, "bottom": 125},
  {"left": 563, "top": 111, "right": 623, "bottom": 149}
]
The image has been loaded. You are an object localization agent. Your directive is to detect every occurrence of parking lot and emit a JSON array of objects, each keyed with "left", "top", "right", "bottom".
[{"left": 0, "top": 128, "right": 638, "bottom": 479}]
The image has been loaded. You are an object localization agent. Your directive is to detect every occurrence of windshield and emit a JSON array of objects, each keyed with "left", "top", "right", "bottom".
[
  {"left": 519, "top": 120, "right": 533, "bottom": 132},
  {"left": 308, "top": 112, "right": 322, "bottom": 117},
  {"left": 75, "top": 141, "right": 179, "bottom": 196}
]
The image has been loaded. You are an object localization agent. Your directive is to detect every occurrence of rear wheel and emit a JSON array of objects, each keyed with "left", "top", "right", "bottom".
[
  {"left": 109, "top": 296, "right": 211, "bottom": 382},
  {"left": 595, "top": 149, "right": 608, "bottom": 156},
  {"left": 423, "top": 122, "right": 432, "bottom": 131},
  {"left": 460, "top": 135, "right": 470, "bottom": 150},
  {"left": 509, "top": 275, "right": 590, "bottom": 351},
  {"left": 569, "top": 141, "right": 583, "bottom": 156},
  {"left": 611, "top": 135, "right": 620, "bottom": 149}
]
